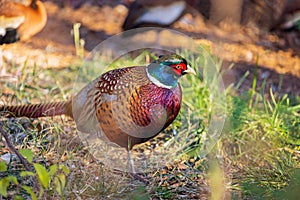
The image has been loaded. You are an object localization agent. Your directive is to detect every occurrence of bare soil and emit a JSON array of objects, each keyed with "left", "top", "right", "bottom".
[{"left": 1, "top": 1, "right": 299, "bottom": 97}]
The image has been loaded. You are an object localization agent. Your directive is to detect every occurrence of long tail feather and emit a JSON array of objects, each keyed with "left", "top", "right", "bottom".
[{"left": 0, "top": 100, "right": 73, "bottom": 118}]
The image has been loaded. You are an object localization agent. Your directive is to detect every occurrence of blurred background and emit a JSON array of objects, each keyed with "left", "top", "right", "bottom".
[{"left": 1, "top": 0, "right": 299, "bottom": 95}]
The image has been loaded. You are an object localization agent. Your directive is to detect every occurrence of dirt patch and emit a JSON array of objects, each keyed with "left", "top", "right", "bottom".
[{"left": 1, "top": 0, "right": 299, "bottom": 95}]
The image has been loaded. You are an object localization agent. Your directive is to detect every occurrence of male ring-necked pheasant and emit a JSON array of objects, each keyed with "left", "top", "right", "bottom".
[
  {"left": 0, "top": 0, "right": 47, "bottom": 44},
  {"left": 0, "top": 54, "right": 196, "bottom": 150}
]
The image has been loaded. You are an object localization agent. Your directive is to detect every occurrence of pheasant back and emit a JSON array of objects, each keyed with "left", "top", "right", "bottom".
[{"left": 74, "top": 66, "right": 182, "bottom": 149}]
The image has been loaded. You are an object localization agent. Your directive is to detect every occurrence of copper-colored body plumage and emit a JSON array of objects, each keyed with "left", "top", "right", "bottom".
[
  {"left": 0, "top": 0, "right": 47, "bottom": 44},
  {"left": 89, "top": 66, "right": 181, "bottom": 149}
]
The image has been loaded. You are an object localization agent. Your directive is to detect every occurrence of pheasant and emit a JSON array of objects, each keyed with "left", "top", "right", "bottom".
[
  {"left": 122, "top": 0, "right": 199, "bottom": 30},
  {"left": 0, "top": 0, "right": 47, "bottom": 44},
  {"left": 0, "top": 54, "right": 196, "bottom": 150}
]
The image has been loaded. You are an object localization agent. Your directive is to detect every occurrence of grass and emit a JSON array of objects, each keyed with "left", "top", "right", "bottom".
[
  {"left": 223, "top": 81, "right": 300, "bottom": 198},
  {"left": 0, "top": 47, "right": 299, "bottom": 199}
]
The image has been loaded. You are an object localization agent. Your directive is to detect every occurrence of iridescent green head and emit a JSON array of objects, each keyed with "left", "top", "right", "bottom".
[{"left": 146, "top": 54, "right": 196, "bottom": 88}]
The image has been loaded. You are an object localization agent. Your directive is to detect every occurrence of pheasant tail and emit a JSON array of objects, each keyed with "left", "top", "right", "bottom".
[{"left": 0, "top": 100, "right": 73, "bottom": 118}]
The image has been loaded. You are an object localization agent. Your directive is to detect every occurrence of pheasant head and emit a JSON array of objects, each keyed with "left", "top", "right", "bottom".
[{"left": 146, "top": 54, "right": 196, "bottom": 88}]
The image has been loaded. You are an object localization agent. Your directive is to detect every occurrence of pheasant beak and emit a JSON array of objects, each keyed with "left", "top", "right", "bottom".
[{"left": 183, "top": 65, "right": 196, "bottom": 75}]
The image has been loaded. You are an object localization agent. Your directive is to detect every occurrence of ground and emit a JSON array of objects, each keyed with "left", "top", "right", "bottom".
[
  {"left": 1, "top": 1, "right": 299, "bottom": 95},
  {"left": 0, "top": 1, "right": 299, "bottom": 199}
]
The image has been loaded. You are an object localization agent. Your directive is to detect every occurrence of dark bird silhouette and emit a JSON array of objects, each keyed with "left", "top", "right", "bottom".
[
  {"left": 0, "top": 54, "right": 196, "bottom": 150},
  {"left": 0, "top": 0, "right": 47, "bottom": 44},
  {"left": 122, "top": 0, "right": 199, "bottom": 30}
]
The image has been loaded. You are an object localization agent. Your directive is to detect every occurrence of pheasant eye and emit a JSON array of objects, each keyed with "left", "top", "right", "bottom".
[{"left": 176, "top": 65, "right": 181, "bottom": 69}]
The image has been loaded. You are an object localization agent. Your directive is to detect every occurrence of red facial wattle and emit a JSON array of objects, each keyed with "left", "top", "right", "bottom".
[{"left": 171, "top": 63, "right": 187, "bottom": 76}]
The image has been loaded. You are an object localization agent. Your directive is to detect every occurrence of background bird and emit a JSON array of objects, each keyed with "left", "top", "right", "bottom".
[
  {"left": 0, "top": 0, "right": 47, "bottom": 44},
  {"left": 0, "top": 54, "right": 196, "bottom": 150},
  {"left": 122, "top": 0, "right": 199, "bottom": 30}
]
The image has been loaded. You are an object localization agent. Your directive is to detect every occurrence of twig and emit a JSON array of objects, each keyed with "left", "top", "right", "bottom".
[
  {"left": 0, "top": 121, "right": 40, "bottom": 192},
  {"left": 0, "top": 121, "right": 30, "bottom": 171},
  {"left": 112, "top": 168, "right": 150, "bottom": 184}
]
